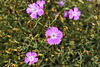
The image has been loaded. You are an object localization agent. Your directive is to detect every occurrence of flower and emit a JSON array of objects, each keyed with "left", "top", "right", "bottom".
[
  {"left": 87, "top": 0, "right": 92, "bottom": 1},
  {"left": 54, "top": 12, "right": 57, "bottom": 19},
  {"left": 26, "top": 1, "right": 45, "bottom": 19},
  {"left": 36, "top": 0, "right": 45, "bottom": 8},
  {"left": 58, "top": 0, "right": 67, "bottom": 7},
  {"left": 45, "top": 27, "right": 63, "bottom": 45},
  {"left": 68, "top": 7, "right": 81, "bottom": 20},
  {"left": 63, "top": 11, "right": 67, "bottom": 18},
  {"left": 24, "top": 52, "right": 38, "bottom": 65},
  {"left": 58, "top": 0, "right": 64, "bottom": 7}
]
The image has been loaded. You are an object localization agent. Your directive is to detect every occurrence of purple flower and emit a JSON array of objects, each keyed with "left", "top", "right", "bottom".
[
  {"left": 24, "top": 52, "right": 38, "bottom": 65},
  {"left": 36, "top": 0, "right": 45, "bottom": 8},
  {"left": 58, "top": 0, "right": 64, "bottom": 7},
  {"left": 87, "top": 0, "right": 92, "bottom": 1},
  {"left": 45, "top": 27, "right": 63, "bottom": 45},
  {"left": 63, "top": 11, "right": 67, "bottom": 18},
  {"left": 58, "top": 0, "right": 67, "bottom": 7},
  {"left": 54, "top": 12, "right": 57, "bottom": 19},
  {"left": 68, "top": 7, "right": 81, "bottom": 20},
  {"left": 86, "top": 9, "right": 88, "bottom": 11},
  {"left": 26, "top": 3, "right": 44, "bottom": 19}
]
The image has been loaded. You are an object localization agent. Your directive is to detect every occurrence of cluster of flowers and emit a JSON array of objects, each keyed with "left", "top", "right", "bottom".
[
  {"left": 25, "top": 0, "right": 63, "bottom": 65},
  {"left": 64, "top": 7, "right": 81, "bottom": 20},
  {"left": 58, "top": 0, "right": 92, "bottom": 20},
  {"left": 58, "top": 0, "right": 81, "bottom": 20},
  {"left": 26, "top": 0, "right": 45, "bottom": 19},
  {"left": 24, "top": 27, "right": 63, "bottom": 65},
  {"left": 25, "top": 0, "right": 92, "bottom": 65}
]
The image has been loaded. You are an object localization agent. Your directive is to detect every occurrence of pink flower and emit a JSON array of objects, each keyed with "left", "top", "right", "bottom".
[
  {"left": 26, "top": 1, "right": 45, "bottom": 19},
  {"left": 45, "top": 27, "right": 63, "bottom": 45},
  {"left": 36, "top": 0, "right": 45, "bottom": 8},
  {"left": 87, "top": 0, "right": 92, "bottom": 1},
  {"left": 58, "top": 0, "right": 64, "bottom": 7},
  {"left": 58, "top": 0, "right": 67, "bottom": 7},
  {"left": 63, "top": 11, "right": 67, "bottom": 18},
  {"left": 68, "top": 7, "right": 81, "bottom": 20},
  {"left": 54, "top": 12, "right": 57, "bottom": 19},
  {"left": 24, "top": 52, "right": 38, "bottom": 65}
]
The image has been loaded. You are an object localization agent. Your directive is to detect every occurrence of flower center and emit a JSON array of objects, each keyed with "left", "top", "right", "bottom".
[
  {"left": 73, "top": 12, "right": 77, "bottom": 16},
  {"left": 31, "top": 8, "right": 37, "bottom": 12},
  {"left": 51, "top": 33, "right": 57, "bottom": 39},
  {"left": 29, "top": 56, "right": 34, "bottom": 61},
  {"left": 31, "top": 5, "right": 39, "bottom": 13}
]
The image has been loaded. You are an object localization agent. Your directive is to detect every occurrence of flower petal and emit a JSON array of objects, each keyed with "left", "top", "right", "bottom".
[
  {"left": 29, "top": 61, "right": 34, "bottom": 65},
  {"left": 31, "top": 52, "right": 37, "bottom": 57},
  {"left": 63, "top": 11, "right": 67, "bottom": 18},
  {"left": 29, "top": 3, "right": 35, "bottom": 8},
  {"left": 43, "top": 0, "right": 45, "bottom": 4},
  {"left": 45, "top": 29, "right": 52, "bottom": 37},
  {"left": 69, "top": 14, "right": 73, "bottom": 19},
  {"left": 74, "top": 16, "right": 79, "bottom": 20},
  {"left": 68, "top": 9, "right": 73, "bottom": 19},
  {"left": 36, "top": 0, "right": 45, "bottom": 8},
  {"left": 74, "top": 7, "right": 78, "bottom": 12},
  {"left": 24, "top": 57, "right": 29, "bottom": 64},
  {"left": 47, "top": 38, "right": 54, "bottom": 45},
  {"left": 28, "top": 58, "right": 38, "bottom": 65},
  {"left": 26, "top": 52, "right": 31, "bottom": 57},
  {"left": 26, "top": 8, "right": 32, "bottom": 14},
  {"left": 36, "top": 1, "right": 41, "bottom": 4},
  {"left": 37, "top": 1, "right": 43, "bottom": 8},
  {"left": 57, "top": 30, "right": 63, "bottom": 39},
  {"left": 77, "top": 11, "right": 81, "bottom": 16},
  {"left": 53, "top": 38, "right": 61, "bottom": 45},
  {"left": 50, "top": 27, "right": 58, "bottom": 33},
  {"left": 58, "top": 1, "right": 64, "bottom": 7},
  {"left": 68, "top": 9, "right": 73, "bottom": 14},
  {"left": 38, "top": 9, "right": 44, "bottom": 16},
  {"left": 30, "top": 13, "right": 37, "bottom": 19},
  {"left": 54, "top": 12, "right": 57, "bottom": 19},
  {"left": 33, "top": 58, "right": 38, "bottom": 62}
]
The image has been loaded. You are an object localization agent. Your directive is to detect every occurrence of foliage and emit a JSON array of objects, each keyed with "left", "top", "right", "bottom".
[{"left": 0, "top": 0, "right": 100, "bottom": 67}]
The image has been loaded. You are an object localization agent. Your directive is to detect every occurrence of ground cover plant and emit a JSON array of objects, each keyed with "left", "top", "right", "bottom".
[{"left": 0, "top": 0, "right": 100, "bottom": 67}]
